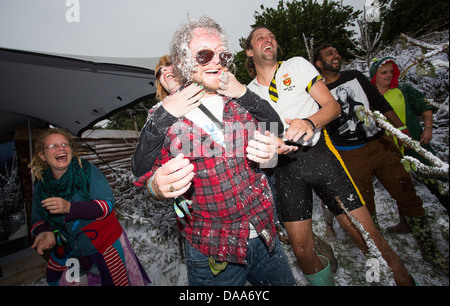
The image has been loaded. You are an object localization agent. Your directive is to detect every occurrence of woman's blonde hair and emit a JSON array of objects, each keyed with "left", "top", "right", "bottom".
[
  {"left": 29, "top": 128, "right": 80, "bottom": 181},
  {"left": 155, "top": 55, "right": 172, "bottom": 101}
]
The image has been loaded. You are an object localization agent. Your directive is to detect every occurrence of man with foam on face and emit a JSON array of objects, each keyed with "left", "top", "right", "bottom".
[{"left": 135, "top": 16, "right": 297, "bottom": 286}]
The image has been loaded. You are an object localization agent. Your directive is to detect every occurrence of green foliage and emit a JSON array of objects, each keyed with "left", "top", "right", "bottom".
[
  {"left": 105, "top": 98, "right": 158, "bottom": 131},
  {"left": 233, "top": 0, "right": 361, "bottom": 84},
  {"left": 379, "top": 0, "right": 449, "bottom": 42},
  {"left": 233, "top": 43, "right": 253, "bottom": 85}
]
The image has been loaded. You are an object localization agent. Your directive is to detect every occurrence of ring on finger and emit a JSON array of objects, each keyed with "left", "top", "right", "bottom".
[{"left": 169, "top": 184, "right": 175, "bottom": 192}]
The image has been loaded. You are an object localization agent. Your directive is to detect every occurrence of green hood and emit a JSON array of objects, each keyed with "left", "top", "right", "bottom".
[{"left": 369, "top": 56, "right": 400, "bottom": 89}]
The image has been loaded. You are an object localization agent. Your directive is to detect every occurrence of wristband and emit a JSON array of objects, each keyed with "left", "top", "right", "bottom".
[
  {"left": 302, "top": 118, "right": 316, "bottom": 131},
  {"left": 146, "top": 175, "right": 162, "bottom": 199}
]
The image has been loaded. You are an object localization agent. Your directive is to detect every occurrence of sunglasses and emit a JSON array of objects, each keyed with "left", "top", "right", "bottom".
[
  {"left": 155, "top": 63, "right": 173, "bottom": 80},
  {"left": 155, "top": 67, "right": 162, "bottom": 79},
  {"left": 195, "top": 49, "right": 233, "bottom": 67}
]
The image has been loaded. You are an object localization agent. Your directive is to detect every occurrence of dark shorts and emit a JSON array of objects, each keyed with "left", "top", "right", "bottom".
[{"left": 274, "top": 130, "right": 364, "bottom": 222}]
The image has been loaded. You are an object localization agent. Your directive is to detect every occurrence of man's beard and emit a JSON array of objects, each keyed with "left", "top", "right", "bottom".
[
  {"left": 197, "top": 80, "right": 219, "bottom": 94},
  {"left": 256, "top": 47, "right": 278, "bottom": 65},
  {"left": 192, "top": 75, "right": 220, "bottom": 94},
  {"left": 261, "top": 51, "right": 277, "bottom": 62},
  {"left": 322, "top": 61, "right": 341, "bottom": 73}
]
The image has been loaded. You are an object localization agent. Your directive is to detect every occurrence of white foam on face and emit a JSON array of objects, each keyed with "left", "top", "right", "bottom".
[{"left": 170, "top": 16, "right": 234, "bottom": 85}]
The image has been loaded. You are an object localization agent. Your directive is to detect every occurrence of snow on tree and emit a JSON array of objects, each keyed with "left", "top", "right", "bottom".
[
  {"left": 361, "top": 107, "right": 449, "bottom": 195},
  {"left": 0, "top": 152, "right": 24, "bottom": 239},
  {"left": 399, "top": 33, "right": 449, "bottom": 78},
  {"left": 336, "top": 196, "right": 395, "bottom": 286},
  {"left": 303, "top": 32, "right": 314, "bottom": 63},
  {"left": 347, "top": 7, "right": 385, "bottom": 71}
]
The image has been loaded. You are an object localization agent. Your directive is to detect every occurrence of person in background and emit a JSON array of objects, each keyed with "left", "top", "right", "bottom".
[
  {"left": 30, "top": 128, "right": 151, "bottom": 286},
  {"left": 314, "top": 44, "right": 448, "bottom": 276},
  {"left": 370, "top": 56, "right": 448, "bottom": 214},
  {"left": 131, "top": 55, "right": 204, "bottom": 178}
]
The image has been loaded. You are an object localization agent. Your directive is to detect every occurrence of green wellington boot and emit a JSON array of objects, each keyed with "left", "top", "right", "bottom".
[
  {"left": 304, "top": 255, "right": 335, "bottom": 286},
  {"left": 313, "top": 233, "right": 338, "bottom": 273}
]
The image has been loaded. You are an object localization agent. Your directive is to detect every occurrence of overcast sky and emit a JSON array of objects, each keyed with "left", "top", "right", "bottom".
[{"left": 0, "top": 0, "right": 366, "bottom": 59}]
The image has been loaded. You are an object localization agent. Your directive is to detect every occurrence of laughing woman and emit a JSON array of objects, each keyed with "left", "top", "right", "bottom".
[{"left": 29, "top": 128, "right": 150, "bottom": 286}]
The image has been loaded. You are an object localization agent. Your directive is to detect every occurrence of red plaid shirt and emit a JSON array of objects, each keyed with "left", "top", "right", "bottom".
[{"left": 135, "top": 96, "right": 276, "bottom": 264}]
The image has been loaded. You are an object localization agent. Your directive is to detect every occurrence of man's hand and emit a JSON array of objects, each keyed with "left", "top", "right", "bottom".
[
  {"left": 247, "top": 131, "right": 277, "bottom": 162},
  {"left": 151, "top": 154, "right": 195, "bottom": 198},
  {"left": 217, "top": 71, "right": 247, "bottom": 98},
  {"left": 276, "top": 138, "right": 298, "bottom": 155},
  {"left": 284, "top": 118, "right": 315, "bottom": 142}
]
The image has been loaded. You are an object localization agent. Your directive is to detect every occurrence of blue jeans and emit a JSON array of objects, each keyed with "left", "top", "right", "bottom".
[{"left": 185, "top": 237, "right": 297, "bottom": 286}]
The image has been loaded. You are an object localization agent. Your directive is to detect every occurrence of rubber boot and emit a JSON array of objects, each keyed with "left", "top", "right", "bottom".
[
  {"left": 304, "top": 255, "right": 335, "bottom": 286},
  {"left": 404, "top": 215, "right": 449, "bottom": 275},
  {"left": 313, "top": 232, "right": 338, "bottom": 273}
]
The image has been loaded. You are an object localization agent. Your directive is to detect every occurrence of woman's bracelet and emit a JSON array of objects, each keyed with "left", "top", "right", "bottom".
[
  {"left": 302, "top": 118, "right": 316, "bottom": 131},
  {"left": 146, "top": 175, "right": 162, "bottom": 199}
]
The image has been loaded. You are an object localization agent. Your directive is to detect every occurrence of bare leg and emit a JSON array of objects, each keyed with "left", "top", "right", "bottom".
[
  {"left": 283, "top": 219, "right": 324, "bottom": 275},
  {"left": 335, "top": 206, "right": 414, "bottom": 286}
]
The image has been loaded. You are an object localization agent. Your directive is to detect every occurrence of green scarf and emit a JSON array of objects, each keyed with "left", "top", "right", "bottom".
[{"left": 34, "top": 158, "right": 91, "bottom": 237}]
